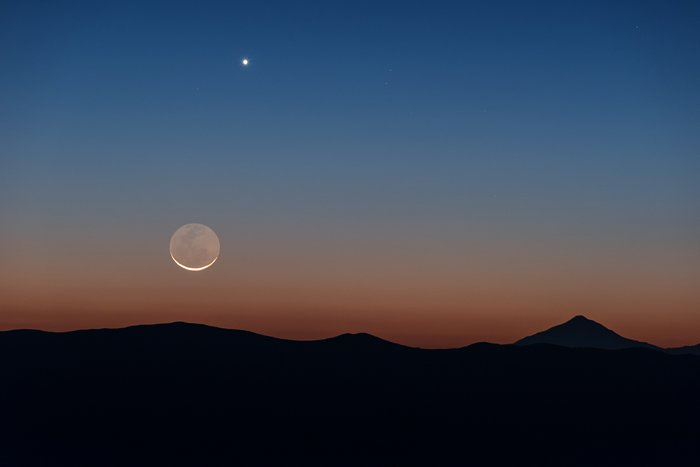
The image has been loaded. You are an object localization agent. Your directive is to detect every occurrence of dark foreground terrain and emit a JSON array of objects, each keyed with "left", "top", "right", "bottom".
[{"left": 2, "top": 322, "right": 700, "bottom": 466}]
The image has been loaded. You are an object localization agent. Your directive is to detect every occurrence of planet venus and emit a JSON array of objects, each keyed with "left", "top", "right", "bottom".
[{"left": 169, "top": 223, "right": 220, "bottom": 271}]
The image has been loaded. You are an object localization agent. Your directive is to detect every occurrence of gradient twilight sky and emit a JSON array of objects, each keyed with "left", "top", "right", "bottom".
[{"left": 1, "top": 0, "right": 699, "bottom": 347}]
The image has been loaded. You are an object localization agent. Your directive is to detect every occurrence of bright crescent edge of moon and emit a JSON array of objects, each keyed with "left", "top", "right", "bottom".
[{"left": 170, "top": 252, "right": 218, "bottom": 271}]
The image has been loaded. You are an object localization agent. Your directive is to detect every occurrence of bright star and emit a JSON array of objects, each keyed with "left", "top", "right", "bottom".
[{"left": 241, "top": 57, "right": 249, "bottom": 66}]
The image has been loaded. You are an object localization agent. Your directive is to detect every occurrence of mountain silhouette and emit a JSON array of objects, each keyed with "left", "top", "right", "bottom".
[
  {"left": 515, "top": 314, "right": 659, "bottom": 350},
  {"left": 2, "top": 321, "right": 699, "bottom": 466},
  {"left": 667, "top": 343, "right": 700, "bottom": 356}
]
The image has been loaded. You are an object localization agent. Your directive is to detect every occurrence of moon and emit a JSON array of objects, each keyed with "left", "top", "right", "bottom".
[{"left": 169, "top": 224, "right": 220, "bottom": 271}]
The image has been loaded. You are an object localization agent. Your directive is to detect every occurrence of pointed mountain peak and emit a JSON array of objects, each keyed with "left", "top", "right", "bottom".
[
  {"left": 515, "top": 315, "right": 658, "bottom": 350},
  {"left": 563, "top": 315, "right": 609, "bottom": 329},
  {"left": 569, "top": 314, "right": 592, "bottom": 322}
]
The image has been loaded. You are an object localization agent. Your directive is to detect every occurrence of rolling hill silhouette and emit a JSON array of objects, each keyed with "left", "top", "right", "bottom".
[
  {"left": 515, "top": 314, "right": 659, "bottom": 349},
  {"left": 2, "top": 319, "right": 699, "bottom": 466},
  {"left": 667, "top": 343, "right": 700, "bottom": 356}
]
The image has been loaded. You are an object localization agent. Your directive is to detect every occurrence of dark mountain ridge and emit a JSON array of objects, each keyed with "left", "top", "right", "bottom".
[
  {"left": 2, "top": 319, "right": 699, "bottom": 466},
  {"left": 667, "top": 343, "right": 700, "bottom": 356},
  {"left": 515, "top": 314, "right": 660, "bottom": 350},
  {"left": 4, "top": 315, "right": 692, "bottom": 351}
]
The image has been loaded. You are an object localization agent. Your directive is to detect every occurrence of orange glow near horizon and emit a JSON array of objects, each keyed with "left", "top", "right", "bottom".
[
  {"left": 2, "top": 264, "right": 699, "bottom": 348},
  {"left": 1, "top": 218, "right": 698, "bottom": 349}
]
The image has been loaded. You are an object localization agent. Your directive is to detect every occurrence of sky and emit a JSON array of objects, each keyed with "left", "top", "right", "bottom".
[{"left": 1, "top": 0, "right": 699, "bottom": 348}]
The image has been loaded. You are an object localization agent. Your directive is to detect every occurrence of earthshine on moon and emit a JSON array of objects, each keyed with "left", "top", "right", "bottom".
[{"left": 169, "top": 223, "right": 220, "bottom": 271}]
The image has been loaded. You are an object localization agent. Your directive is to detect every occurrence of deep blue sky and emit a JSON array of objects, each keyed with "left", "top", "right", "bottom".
[{"left": 1, "top": 1, "right": 699, "bottom": 345}]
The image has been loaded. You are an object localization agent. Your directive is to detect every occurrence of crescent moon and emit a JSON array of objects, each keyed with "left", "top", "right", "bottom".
[
  {"left": 170, "top": 252, "right": 218, "bottom": 272},
  {"left": 169, "top": 223, "right": 220, "bottom": 272}
]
